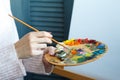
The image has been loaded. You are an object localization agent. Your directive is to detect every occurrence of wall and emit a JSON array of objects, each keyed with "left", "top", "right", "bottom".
[{"left": 65, "top": 0, "right": 120, "bottom": 80}]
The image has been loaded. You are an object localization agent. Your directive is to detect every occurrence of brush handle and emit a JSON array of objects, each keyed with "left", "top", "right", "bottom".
[{"left": 8, "top": 14, "right": 69, "bottom": 50}]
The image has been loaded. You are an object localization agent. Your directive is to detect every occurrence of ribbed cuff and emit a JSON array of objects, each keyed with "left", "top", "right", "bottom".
[
  {"left": 23, "top": 54, "right": 54, "bottom": 75},
  {"left": 0, "top": 44, "right": 26, "bottom": 80}
]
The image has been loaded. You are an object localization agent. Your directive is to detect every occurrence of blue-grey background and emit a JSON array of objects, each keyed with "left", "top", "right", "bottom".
[{"left": 65, "top": 0, "right": 120, "bottom": 80}]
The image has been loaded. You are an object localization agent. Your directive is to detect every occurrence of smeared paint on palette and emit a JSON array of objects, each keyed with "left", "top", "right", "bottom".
[{"left": 45, "top": 38, "right": 108, "bottom": 66}]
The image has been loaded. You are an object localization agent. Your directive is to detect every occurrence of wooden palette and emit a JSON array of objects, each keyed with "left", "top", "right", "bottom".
[{"left": 45, "top": 38, "right": 108, "bottom": 66}]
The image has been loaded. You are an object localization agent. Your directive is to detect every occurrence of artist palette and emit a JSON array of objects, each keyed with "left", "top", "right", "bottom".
[{"left": 45, "top": 38, "right": 108, "bottom": 66}]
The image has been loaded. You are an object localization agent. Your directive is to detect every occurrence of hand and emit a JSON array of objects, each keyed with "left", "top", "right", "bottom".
[
  {"left": 42, "top": 46, "right": 56, "bottom": 73},
  {"left": 15, "top": 31, "right": 53, "bottom": 59}
]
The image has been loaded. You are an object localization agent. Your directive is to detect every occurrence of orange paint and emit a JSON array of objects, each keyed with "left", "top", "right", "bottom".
[{"left": 71, "top": 50, "right": 77, "bottom": 55}]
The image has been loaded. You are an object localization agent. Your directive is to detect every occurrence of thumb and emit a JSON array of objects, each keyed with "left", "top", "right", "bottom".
[{"left": 44, "top": 46, "right": 56, "bottom": 55}]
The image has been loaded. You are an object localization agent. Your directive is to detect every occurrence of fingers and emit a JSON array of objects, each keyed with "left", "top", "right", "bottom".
[
  {"left": 44, "top": 46, "right": 56, "bottom": 55},
  {"left": 31, "top": 49, "right": 44, "bottom": 56},
  {"left": 28, "top": 31, "right": 53, "bottom": 44},
  {"left": 29, "top": 31, "right": 53, "bottom": 38},
  {"left": 32, "top": 43, "right": 47, "bottom": 49},
  {"left": 15, "top": 31, "right": 54, "bottom": 59},
  {"left": 30, "top": 44, "right": 46, "bottom": 56},
  {"left": 32, "top": 37, "right": 52, "bottom": 44},
  {"left": 28, "top": 31, "right": 54, "bottom": 56}
]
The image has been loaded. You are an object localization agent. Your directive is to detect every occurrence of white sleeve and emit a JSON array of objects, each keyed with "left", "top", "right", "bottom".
[
  {"left": 23, "top": 54, "right": 54, "bottom": 75},
  {"left": 0, "top": 44, "right": 26, "bottom": 80}
]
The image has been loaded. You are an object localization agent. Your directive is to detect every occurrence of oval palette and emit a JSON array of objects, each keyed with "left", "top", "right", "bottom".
[{"left": 45, "top": 38, "right": 108, "bottom": 66}]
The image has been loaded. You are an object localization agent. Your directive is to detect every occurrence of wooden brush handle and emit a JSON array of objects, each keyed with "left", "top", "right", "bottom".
[{"left": 8, "top": 14, "right": 69, "bottom": 50}]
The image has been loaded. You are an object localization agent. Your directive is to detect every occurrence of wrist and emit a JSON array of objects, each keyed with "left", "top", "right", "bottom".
[{"left": 14, "top": 43, "right": 22, "bottom": 59}]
